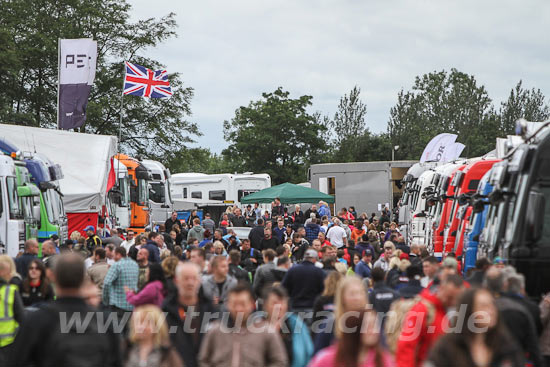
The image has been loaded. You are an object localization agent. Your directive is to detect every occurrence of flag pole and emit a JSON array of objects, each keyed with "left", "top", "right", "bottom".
[
  {"left": 118, "top": 61, "right": 126, "bottom": 146},
  {"left": 57, "top": 38, "right": 61, "bottom": 130}
]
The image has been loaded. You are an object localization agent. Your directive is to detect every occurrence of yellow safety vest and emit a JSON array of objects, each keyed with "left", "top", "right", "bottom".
[{"left": 0, "top": 284, "right": 18, "bottom": 347}]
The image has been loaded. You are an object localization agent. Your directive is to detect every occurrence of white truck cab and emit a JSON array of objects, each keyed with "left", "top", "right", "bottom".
[
  {"left": 0, "top": 155, "right": 26, "bottom": 255},
  {"left": 142, "top": 160, "right": 173, "bottom": 227}
]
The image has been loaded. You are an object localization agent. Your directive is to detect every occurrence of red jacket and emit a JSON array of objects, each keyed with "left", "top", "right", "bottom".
[{"left": 396, "top": 289, "right": 449, "bottom": 367}]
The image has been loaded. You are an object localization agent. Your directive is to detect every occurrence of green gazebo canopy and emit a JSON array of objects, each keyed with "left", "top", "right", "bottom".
[{"left": 240, "top": 182, "right": 335, "bottom": 204}]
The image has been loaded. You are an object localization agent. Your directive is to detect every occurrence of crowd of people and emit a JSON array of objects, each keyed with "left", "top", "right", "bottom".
[{"left": 0, "top": 200, "right": 548, "bottom": 367}]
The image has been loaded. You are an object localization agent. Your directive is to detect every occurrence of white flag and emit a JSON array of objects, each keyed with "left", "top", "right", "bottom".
[
  {"left": 420, "top": 133, "right": 458, "bottom": 162},
  {"left": 58, "top": 38, "right": 97, "bottom": 130},
  {"left": 441, "top": 143, "right": 465, "bottom": 162}
]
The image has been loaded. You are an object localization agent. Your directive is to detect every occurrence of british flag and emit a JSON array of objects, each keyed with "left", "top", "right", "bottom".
[{"left": 123, "top": 61, "right": 173, "bottom": 98}]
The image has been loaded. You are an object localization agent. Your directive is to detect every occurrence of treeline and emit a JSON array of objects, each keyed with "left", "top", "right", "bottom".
[
  {"left": 1, "top": 1, "right": 549, "bottom": 185},
  {"left": 186, "top": 71, "right": 549, "bottom": 184}
]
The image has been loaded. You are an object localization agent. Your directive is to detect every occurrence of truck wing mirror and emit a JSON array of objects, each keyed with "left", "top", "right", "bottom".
[
  {"left": 472, "top": 199, "right": 486, "bottom": 214},
  {"left": 488, "top": 190, "right": 504, "bottom": 205},
  {"left": 457, "top": 194, "right": 471, "bottom": 206},
  {"left": 526, "top": 190, "right": 545, "bottom": 243}
]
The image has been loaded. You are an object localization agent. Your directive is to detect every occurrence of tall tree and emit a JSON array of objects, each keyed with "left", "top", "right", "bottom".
[
  {"left": 387, "top": 69, "right": 496, "bottom": 159},
  {"left": 499, "top": 80, "right": 550, "bottom": 134},
  {"left": 0, "top": 0, "right": 198, "bottom": 158},
  {"left": 328, "top": 86, "right": 368, "bottom": 162},
  {"left": 222, "top": 88, "right": 327, "bottom": 184}
]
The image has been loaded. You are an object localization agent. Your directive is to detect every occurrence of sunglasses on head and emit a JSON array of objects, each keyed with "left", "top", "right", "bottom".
[{"left": 384, "top": 247, "right": 392, "bottom": 250}]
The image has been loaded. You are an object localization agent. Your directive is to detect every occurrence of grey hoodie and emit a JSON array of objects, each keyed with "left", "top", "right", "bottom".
[{"left": 187, "top": 225, "right": 205, "bottom": 242}]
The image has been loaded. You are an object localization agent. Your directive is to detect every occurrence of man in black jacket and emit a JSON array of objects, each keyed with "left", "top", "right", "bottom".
[
  {"left": 259, "top": 228, "right": 280, "bottom": 251},
  {"left": 163, "top": 262, "right": 218, "bottom": 367},
  {"left": 15, "top": 239, "right": 38, "bottom": 279},
  {"left": 282, "top": 249, "right": 325, "bottom": 311},
  {"left": 240, "top": 239, "right": 263, "bottom": 275},
  {"left": 165, "top": 211, "right": 183, "bottom": 233},
  {"left": 248, "top": 218, "right": 265, "bottom": 250},
  {"left": 368, "top": 267, "right": 398, "bottom": 315},
  {"left": 230, "top": 208, "right": 248, "bottom": 227},
  {"left": 11, "top": 253, "right": 121, "bottom": 367}
]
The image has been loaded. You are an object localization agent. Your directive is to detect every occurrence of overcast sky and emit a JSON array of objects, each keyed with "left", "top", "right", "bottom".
[{"left": 128, "top": 0, "right": 550, "bottom": 153}]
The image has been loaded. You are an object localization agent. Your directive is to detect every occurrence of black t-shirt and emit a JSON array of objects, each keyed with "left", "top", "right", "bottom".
[{"left": 216, "top": 281, "right": 224, "bottom": 297}]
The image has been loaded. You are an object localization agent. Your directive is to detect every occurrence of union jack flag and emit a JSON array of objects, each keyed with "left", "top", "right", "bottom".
[{"left": 123, "top": 61, "right": 173, "bottom": 98}]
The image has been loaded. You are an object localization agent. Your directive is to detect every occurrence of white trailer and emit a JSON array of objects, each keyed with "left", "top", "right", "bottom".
[{"left": 309, "top": 161, "right": 416, "bottom": 217}]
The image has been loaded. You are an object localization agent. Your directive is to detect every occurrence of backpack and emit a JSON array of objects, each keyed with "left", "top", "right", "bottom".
[{"left": 384, "top": 296, "right": 435, "bottom": 354}]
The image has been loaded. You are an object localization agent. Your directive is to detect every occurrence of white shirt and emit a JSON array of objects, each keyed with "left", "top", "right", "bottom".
[
  {"left": 84, "top": 257, "right": 94, "bottom": 269},
  {"left": 121, "top": 238, "right": 135, "bottom": 252},
  {"left": 327, "top": 225, "right": 347, "bottom": 248}
]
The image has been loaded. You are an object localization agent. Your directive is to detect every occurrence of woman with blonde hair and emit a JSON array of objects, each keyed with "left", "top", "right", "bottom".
[
  {"left": 213, "top": 241, "right": 227, "bottom": 256},
  {"left": 70, "top": 230, "right": 82, "bottom": 242},
  {"left": 313, "top": 271, "right": 342, "bottom": 325},
  {"left": 125, "top": 305, "right": 183, "bottom": 367},
  {"left": 0, "top": 254, "right": 21, "bottom": 287},
  {"left": 161, "top": 256, "right": 179, "bottom": 297},
  {"left": 314, "top": 276, "right": 368, "bottom": 353}
]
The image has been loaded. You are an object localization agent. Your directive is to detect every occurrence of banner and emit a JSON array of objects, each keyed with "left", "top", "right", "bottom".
[
  {"left": 441, "top": 143, "right": 465, "bottom": 162},
  {"left": 420, "top": 133, "right": 458, "bottom": 162},
  {"left": 58, "top": 38, "right": 97, "bottom": 130}
]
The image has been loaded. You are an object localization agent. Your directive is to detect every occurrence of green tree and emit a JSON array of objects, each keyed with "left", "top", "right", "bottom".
[
  {"left": 388, "top": 69, "right": 497, "bottom": 159},
  {"left": 163, "top": 147, "right": 230, "bottom": 175},
  {"left": 0, "top": 0, "right": 198, "bottom": 158},
  {"left": 327, "top": 86, "right": 369, "bottom": 162},
  {"left": 222, "top": 88, "right": 327, "bottom": 184},
  {"left": 499, "top": 80, "right": 550, "bottom": 134}
]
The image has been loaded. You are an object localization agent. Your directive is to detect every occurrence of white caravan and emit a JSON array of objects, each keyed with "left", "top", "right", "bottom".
[
  {"left": 170, "top": 173, "right": 271, "bottom": 212},
  {"left": 142, "top": 160, "right": 173, "bottom": 227}
]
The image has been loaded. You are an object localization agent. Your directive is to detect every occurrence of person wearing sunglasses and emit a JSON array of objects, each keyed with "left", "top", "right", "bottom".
[{"left": 20, "top": 259, "right": 54, "bottom": 307}]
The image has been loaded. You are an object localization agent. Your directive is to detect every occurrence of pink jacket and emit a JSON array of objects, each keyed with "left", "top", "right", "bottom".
[
  {"left": 126, "top": 280, "right": 165, "bottom": 307},
  {"left": 307, "top": 344, "right": 394, "bottom": 367}
]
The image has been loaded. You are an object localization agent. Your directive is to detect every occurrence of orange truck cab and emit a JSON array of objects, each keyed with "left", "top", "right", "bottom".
[{"left": 114, "top": 154, "right": 151, "bottom": 234}]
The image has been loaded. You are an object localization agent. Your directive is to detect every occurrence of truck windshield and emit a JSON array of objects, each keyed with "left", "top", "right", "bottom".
[
  {"left": 6, "top": 177, "right": 22, "bottom": 219},
  {"left": 22, "top": 196, "right": 34, "bottom": 223},
  {"left": 138, "top": 179, "right": 148, "bottom": 205},
  {"left": 149, "top": 182, "right": 165, "bottom": 203},
  {"left": 118, "top": 177, "right": 130, "bottom": 207},
  {"left": 43, "top": 190, "right": 56, "bottom": 224}
]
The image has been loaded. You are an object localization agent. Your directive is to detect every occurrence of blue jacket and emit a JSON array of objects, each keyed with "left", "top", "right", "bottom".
[
  {"left": 317, "top": 205, "right": 331, "bottom": 219},
  {"left": 355, "top": 260, "right": 372, "bottom": 278},
  {"left": 143, "top": 241, "right": 160, "bottom": 263},
  {"left": 286, "top": 313, "right": 314, "bottom": 367},
  {"left": 273, "top": 226, "right": 286, "bottom": 243}
]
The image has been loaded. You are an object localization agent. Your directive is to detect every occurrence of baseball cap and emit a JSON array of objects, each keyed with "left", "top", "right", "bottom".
[
  {"left": 399, "top": 253, "right": 410, "bottom": 260},
  {"left": 83, "top": 225, "right": 95, "bottom": 232},
  {"left": 362, "top": 249, "right": 373, "bottom": 257},
  {"left": 304, "top": 249, "right": 319, "bottom": 259}
]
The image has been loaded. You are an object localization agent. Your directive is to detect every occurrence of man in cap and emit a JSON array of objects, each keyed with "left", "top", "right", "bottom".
[
  {"left": 281, "top": 248, "right": 326, "bottom": 311},
  {"left": 355, "top": 249, "right": 373, "bottom": 279},
  {"left": 84, "top": 225, "right": 102, "bottom": 253}
]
